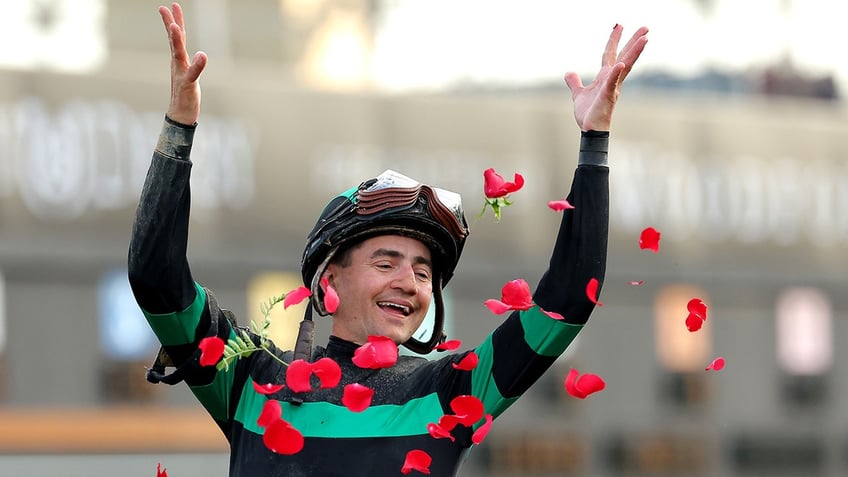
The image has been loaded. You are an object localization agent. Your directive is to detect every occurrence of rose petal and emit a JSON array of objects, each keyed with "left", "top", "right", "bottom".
[
  {"left": 401, "top": 449, "right": 432, "bottom": 475},
  {"left": 321, "top": 277, "right": 340, "bottom": 314},
  {"left": 565, "top": 368, "right": 606, "bottom": 399},
  {"left": 312, "top": 357, "right": 342, "bottom": 389},
  {"left": 434, "top": 339, "right": 462, "bottom": 351},
  {"left": 451, "top": 351, "right": 478, "bottom": 371},
  {"left": 639, "top": 226, "right": 662, "bottom": 253},
  {"left": 586, "top": 278, "right": 603, "bottom": 307},
  {"left": 450, "top": 395, "right": 485, "bottom": 427},
  {"left": 437, "top": 414, "right": 462, "bottom": 432},
  {"left": 685, "top": 312, "right": 704, "bottom": 332},
  {"left": 471, "top": 414, "right": 494, "bottom": 445},
  {"left": 547, "top": 199, "right": 575, "bottom": 212},
  {"left": 628, "top": 280, "right": 645, "bottom": 286},
  {"left": 342, "top": 383, "right": 374, "bottom": 412},
  {"left": 283, "top": 286, "right": 312, "bottom": 309},
  {"left": 157, "top": 463, "right": 168, "bottom": 477},
  {"left": 263, "top": 419, "right": 304, "bottom": 455},
  {"left": 427, "top": 422, "right": 456, "bottom": 442},
  {"left": 198, "top": 336, "right": 225, "bottom": 367},
  {"left": 484, "top": 299, "right": 512, "bottom": 315},
  {"left": 706, "top": 356, "right": 726, "bottom": 371},
  {"left": 257, "top": 399, "right": 282, "bottom": 428},
  {"left": 352, "top": 335, "right": 398, "bottom": 369},
  {"left": 253, "top": 381, "right": 285, "bottom": 395},
  {"left": 285, "top": 359, "right": 314, "bottom": 393},
  {"left": 687, "top": 298, "right": 707, "bottom": 320},
  {"left": 541, "top": 308, "right": 565, "bottom": 320},
  {"left": 500, "top": 279, "right": 534, "bottom": 310}
]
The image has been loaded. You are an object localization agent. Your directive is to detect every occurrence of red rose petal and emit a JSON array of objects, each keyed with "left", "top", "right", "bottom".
[
  {"left": 586, "top": 278, "right": 603, "bottom": 307},
  {"left": 352, "top": 336, "right": 398, "bottom": 369},
  {"left": 484, "top": 299, "right": 512, "bottom": 315},
  {"left": 437, "top": 414, "right": 462, "bottom": 432},
  {"left": 434, "top": 339, "right": 462, "bottom": 351},
  {"left": 427, "top": 422, "right": 455, "bottom": 442},
  {"left": 483, "top": 168, "right": 524, "bottom": 199},
  {"left": 628, "top": 280, "right": 645, "bottom": 286},
  {"left": 283, "top": 286, "right": 311, "bottom": 309},
  {"left": 341, "top": 383, "right": 374, "bottom": 412},
  {"left": 547, "top": 199, "right": 575, "bottom": 211},
  {"left": 312, "top": 357, "right": 342, "bottom": 389},
  {"left": 639, "top": 226, "right": 661, "bottom": 253},
  {"left": 198, "top": 336, "right": 225, "bottom": 367},
  {"left": 450, "top": 395, "right": 485, "bottom": 427},
  {"left": 321, "top": 277, "right": 340, "bottom": 314},
  {"left": 500, "top": 279, "right": 533, "bottom": 310},
  {"left": 687, "top": 298, "right": 707, "bottom": 320},
  {"left": 257, "top": 399, "right": 282, "bottom": 428},
  {"left": 401, "top": 449, "right": 432, "bottom": 475},
  {"left": 541, "top": 308, "right": 565, "bottom": 320},
  {"left": 285, "top": 359, "right": 314, "bottom": 393},
  {"left": 685, "top": 312, "right": 704, "bottom": 332},
  {"left": 451, "top": 351, "right": 478, "bottom": 371},
  {"left": 253, "top": 381, "right": 285, "bottom": 395},
  {"left": 157, "top": 463, "right": 168, "bottom": 477},
  {"left": 706, "top": 356, "right": 726, "bottom": 371},
  {"left": 263, "top": 419, "right": 304, "bottom": 455},
  {"left": 565, "top": 368, "right": 606, "bottom": 399},
  {"left": 471, "top": 414, "right": 494, "bottom": 445}
]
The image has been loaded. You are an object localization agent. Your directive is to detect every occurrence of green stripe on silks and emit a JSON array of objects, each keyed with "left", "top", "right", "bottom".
[
  {"left": 519, "top": 307, "right": 583, "bottom": 357},
  {"left": 190, "top": 353, "right": 237, "bottom": 422},
  {"left": 235, "top": 378, "right": 446, "bottom": 438},
  {"left": 469, "top": 335, "right": 516, "bottom": 422},
  {"left": 143, "top": 283, "right": 207, "bottom": 346}
]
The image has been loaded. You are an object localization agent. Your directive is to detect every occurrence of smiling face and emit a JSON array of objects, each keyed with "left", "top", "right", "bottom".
[{"left": 323, "top": 234, "right": 434, "bottom": 345}]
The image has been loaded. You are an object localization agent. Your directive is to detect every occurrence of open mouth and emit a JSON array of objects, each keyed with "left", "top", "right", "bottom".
[{"left": 377, "top": 301, "right": 411, "bottom": 317}]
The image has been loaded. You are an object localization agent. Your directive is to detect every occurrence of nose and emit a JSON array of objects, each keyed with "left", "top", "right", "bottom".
[{"left": 390, "top": 266, "right": 418, "bottom": 294}]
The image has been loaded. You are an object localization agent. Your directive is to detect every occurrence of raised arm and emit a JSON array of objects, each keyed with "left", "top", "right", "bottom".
[{"left": 159, "top": 2, "right": 207, "bottom": 125}]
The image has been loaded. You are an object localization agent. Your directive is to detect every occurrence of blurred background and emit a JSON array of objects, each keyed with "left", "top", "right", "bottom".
[{"left": 0, "top": 0, "right": 846, "bottom": 475}]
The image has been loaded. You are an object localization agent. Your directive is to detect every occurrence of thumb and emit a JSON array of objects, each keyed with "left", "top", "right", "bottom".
[{"left": 563, "top": 72, "right": 583, "bottom": 94}]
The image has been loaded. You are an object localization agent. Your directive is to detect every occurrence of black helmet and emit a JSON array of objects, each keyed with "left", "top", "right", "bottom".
[{"left": 299, "top": 169, "right": 469, "bottom": 354}]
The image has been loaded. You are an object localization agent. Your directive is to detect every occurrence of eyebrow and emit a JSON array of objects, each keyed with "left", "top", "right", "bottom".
[{"left": 370, "top": 248, "right": 433, "bottom": 269}]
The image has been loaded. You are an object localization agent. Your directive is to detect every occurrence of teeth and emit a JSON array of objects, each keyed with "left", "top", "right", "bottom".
[{"left": 378, "top": 302, "right": 410, "bottom": 316}]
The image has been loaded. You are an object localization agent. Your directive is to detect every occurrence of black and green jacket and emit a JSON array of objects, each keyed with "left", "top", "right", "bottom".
[{"left": 128, "top": 118, "right": 609, "bottom": 477}]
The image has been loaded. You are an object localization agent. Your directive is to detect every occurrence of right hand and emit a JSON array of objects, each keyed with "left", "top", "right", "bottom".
[{"left": 159, "top": 2, "right": 207, "bottom": 125}]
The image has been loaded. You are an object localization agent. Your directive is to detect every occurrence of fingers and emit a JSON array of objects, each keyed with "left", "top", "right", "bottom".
[
  {"left": 172, "top": 2, "right": 186, "bottom": 32},
  {"left": 616, "top": 26, "right": 649, "bottom": 66},
  {"left": 602, "top": 24, "right": 624, "bottom": 66},
  {"left": 185, "top": 51, "right": 209, "bottom": 83}
]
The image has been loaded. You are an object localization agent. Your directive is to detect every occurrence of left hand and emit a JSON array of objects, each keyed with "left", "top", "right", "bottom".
[{"left": 565, "top": 24, "right": 649, "bottom": 132}]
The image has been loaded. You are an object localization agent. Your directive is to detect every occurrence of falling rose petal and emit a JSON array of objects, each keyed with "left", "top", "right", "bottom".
[
  {"left": 437, "top": 414, "right": 462, "bottom": 433},
  {"left": 321, "top": 277, "right": 340, "bottom": 314},
  {"left": 342, "top": 383, "right": 374, "bottom": 412},
  {"left": 257, "top": 399, "right": 282, "bottom": 428},
  {"left": 451, "top": 351, "right": 479, "bottom": 371},
  {"left": 352, "top": 335, "right": 398, "bottom": 369},
  {"left": 483, "top": 168, "right": 525, "bottom": 198},
  {"left": 500, "top": 279, "right": 534, "bottom": 310},
  {"left": 565, "top": 368, "right": 606, "bottom": 399},
  {"left": 586, "top": 278, "right": 603, "bottom": 307},
  {"left": 484, "top": 299, "right": 512, "bottom": 315},
  {"left": 687, "top": 298, "right": 708, "bottom": 320},
  {"left": 471, "top": 414, "right": 494, "bottom": 445},
  {"left": 401, "top": 449, "right": 432, "bottom": 475},
  {"left": 434, "top": 339, "right": 462, "bottom": 351},
  {"left": 427, "top": 422, "right": 456, "bottom": 442},
  {"left": 198, "top": 336, "right": 225, "bottom": 367},
  {"left": 285, "top": 359, "right": 315, "bottom": 393},
  {"left": 639, "top": 226, "right": 662, "bottom": 253},
  {"left": 283, "top": 286, "right": 312, "bottom": 309},
  {"left": 312, "top": 357, "right": 342, "bottom": 389},
  {"left": 253, "top": 381, "right": 285, "bottom": 395},
  {"left": 450, "top": 395, "right": 485, "bottom": 427},
  {"left": 685, "top": 312, "right": 705, "bottom": 332},
  {"left": 706, "top": 357, "right": 726, "bottom": 371},
  {"left": 547, "top": 199, "right": 575, "bottom": 212},
  {"left": 541, "top": 308, "right": 565, "bottom": 320},
  {"left": 628, "top": 280, "right": 645, "bottom": 286},
  {"left": 157, "top": 463, "right": 168, "bottom": 477},
  {"left": 263, "top": 419, "right": 305, "bottom": 455}
]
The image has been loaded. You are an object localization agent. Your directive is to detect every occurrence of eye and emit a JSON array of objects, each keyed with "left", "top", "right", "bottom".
[{"left": 415, "top": 268, "right": 432, "bottom": 282}]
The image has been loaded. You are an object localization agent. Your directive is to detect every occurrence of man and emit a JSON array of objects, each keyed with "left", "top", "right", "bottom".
[{"left": 128, "top": 3, "right": 648, "bottom": 476}]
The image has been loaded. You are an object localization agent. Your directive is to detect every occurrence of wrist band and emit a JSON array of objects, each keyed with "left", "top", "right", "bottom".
[{"left": 578, "top": 130, "right": 609, "bottom": 167}]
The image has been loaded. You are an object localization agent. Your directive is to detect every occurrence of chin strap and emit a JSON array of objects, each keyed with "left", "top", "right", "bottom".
[{"left": 402, "top": 278, "right": 447, "bottom": 355}]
